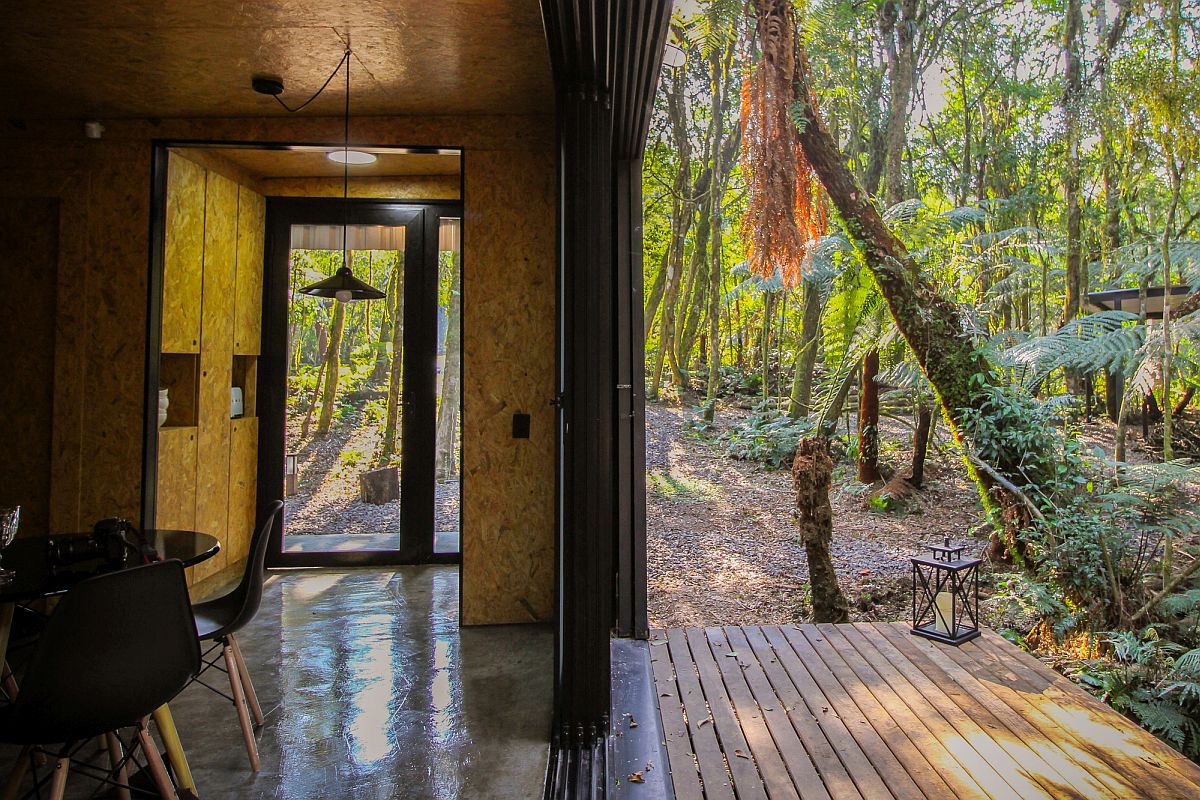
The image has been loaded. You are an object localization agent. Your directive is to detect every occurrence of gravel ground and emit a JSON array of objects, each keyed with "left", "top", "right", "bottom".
[
  {"left": 645, "top": 400, "right": 986, "bottom": 628},
  {"left": 283, "top": 408, "right": 460, "bottom": 538}
]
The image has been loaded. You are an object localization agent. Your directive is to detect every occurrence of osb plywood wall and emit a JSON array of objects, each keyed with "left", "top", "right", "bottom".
[
  {"left": 0, "top": 198, "right": 58, "bottom": 537},
  {"left": 259, "top": 175, "right": 460, "bottom": 200},
  {"left": 0, "top": 115, "right": 555, "bottom": 624}
]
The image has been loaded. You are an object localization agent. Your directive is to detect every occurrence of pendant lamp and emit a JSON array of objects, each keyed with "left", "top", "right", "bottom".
[{"left": 299, "top": 46, "right": 385, "bottom": 303}]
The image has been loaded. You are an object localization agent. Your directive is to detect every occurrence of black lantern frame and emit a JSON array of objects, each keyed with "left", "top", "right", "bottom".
[{"left": 911, "top": 538, "right": 981, "bottom": 645}]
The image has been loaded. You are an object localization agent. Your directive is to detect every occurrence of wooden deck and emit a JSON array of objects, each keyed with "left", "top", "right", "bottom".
[{"left": 649, "top": 623, "right": 1200, "bottom": 799}]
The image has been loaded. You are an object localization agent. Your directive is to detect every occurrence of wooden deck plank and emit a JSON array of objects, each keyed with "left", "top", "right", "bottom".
[
  {"left": 705, "top": 627, "right": 807, "bottom": 800},
  {"left": 794, "top": 624, "right": 981, "bottom": 800},
  {"left": 767, "top": 625, "right": 927, "bottom": 800},
  {"left": 720, "top": 626, "right": 832, "bottom": 800},
  {"left": 683, "top": 627, "right": 768, "bottom": 799},
  {"left": 965, "top": 632, "right": 1200, "bottom": 798},
  {"left": 650, "top": 624, "right": 1200, "bottom": 800},
  {"left": 830, "top": 624, "right": 1052, "bottom": 800},
  {"left": 904, "top": 627, "right": 1150, "bottom": 799},
  {"left": 666, "top": 628, "right": 737, "bottom": 800},
  {"left": 872, "top": 622, "right": 1122, "bottom": 799},
  {"left": 859, "top": 623, "right": 1088, "bottom": 800},
  {"left": 650, "top": 630, "right": 705, "bottom": 800},
  {"left": 976, "top": 629, "right": 1200, "bottom": 787},
  {"left": 742, "top": 626, "right": 881, "bottom": 800}
]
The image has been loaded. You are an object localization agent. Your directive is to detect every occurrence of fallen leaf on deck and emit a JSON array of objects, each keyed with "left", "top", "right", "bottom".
[
  {"left": 735, "top": 749, "right": 751, "bottom": 759},
  {"left": 628, "top": 772, "right": 645, "bottom": 783}
]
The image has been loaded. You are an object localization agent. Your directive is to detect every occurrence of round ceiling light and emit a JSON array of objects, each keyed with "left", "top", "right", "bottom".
[{"left": 327, "top": 149, "right": 377, "bottom": 165}]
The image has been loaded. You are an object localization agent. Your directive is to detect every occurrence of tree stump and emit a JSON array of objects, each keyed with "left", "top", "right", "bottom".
[
  {"left": 359, "top": 467, "right": 399, "bottom": 505},
  {"left": 792, "top": 438, "right": 849, "bottom": 623}
]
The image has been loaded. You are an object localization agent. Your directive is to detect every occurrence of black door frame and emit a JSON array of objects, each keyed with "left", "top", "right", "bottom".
[{"left": 261, "top": 196, "right": 462, "bottom": 568}]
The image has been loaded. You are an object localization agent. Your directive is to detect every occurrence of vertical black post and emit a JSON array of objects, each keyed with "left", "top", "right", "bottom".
[{"left": 558, "top": 82, "right": 615, "bottom": 742}]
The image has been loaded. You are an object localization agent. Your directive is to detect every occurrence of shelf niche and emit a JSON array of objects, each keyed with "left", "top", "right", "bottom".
[
  {"left": 159, "top": 353, "right": 200, "bottom": 427},
  {"left": 231, "top": 354, "right": 257, "bottom": 419}
]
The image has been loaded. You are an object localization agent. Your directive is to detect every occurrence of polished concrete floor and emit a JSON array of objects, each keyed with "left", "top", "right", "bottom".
[{"left": 1, "top": 566, "right": 553, "bottom": 800}]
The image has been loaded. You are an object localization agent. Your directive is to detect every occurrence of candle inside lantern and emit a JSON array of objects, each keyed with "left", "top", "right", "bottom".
[{"left": 934, "top": 591, "right": 954, "bottom": 635}]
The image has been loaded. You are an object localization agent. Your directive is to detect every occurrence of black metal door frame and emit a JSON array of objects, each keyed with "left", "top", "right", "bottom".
[{"left": 261, "top": 196, "right": 462, "bottom": 568}]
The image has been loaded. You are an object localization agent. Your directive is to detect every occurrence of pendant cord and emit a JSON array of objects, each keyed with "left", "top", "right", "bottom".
[{"left": 270, "top": 50, "right": 350, "bottom": 114}]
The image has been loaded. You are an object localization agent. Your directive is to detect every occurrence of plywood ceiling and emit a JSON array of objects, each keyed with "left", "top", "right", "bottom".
[
  {"left": 202, "top": 148, "right": 462, "bottom": 179},
  {"left": 0, "top": 0, "right": 553, "bottom": 119}
]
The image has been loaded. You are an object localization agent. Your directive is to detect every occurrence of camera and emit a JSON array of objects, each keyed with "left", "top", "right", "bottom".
[{"left": 47, "top": 518, "right": 132, "bottom": 568}]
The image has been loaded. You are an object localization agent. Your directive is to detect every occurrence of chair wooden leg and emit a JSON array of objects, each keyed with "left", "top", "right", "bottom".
[
  {"left": 47, "top": 756, "right": 69, "bottom": 800},
  {"left": 105, "top": 732, "right": 132, "bottom": 800},
  {"left": 136, "top": 719, "right": 177, "bottom": 799},
  {"left": 223, "top": 641, "right": 260, "bottom": 771},
  {"left": 2, "top": 659, "right": 19, "bottom": 701},
  {"left": 0, "top": 746, "right": 31, "bottom": 800},
  {"left": 228, "top": 634, "right": 263, "bottom": 727}
]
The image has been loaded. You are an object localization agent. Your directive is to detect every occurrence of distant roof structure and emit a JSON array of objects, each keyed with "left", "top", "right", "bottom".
[{"left": 1086, "top": 285, "right": 1197, "bottom": 320}]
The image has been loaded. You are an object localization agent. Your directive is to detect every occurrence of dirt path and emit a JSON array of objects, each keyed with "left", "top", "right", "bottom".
[{"left": 646, "top": 401, "right": 985, "bottom": 627}]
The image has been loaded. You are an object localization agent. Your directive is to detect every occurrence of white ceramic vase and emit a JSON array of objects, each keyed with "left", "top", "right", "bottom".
[{"left": 158, "top": 388, "right": 170, "bottom": 427}]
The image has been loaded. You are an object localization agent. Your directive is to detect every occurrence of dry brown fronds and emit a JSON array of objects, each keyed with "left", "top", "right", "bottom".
[{"left": 742, "top": 0, "right": 827, "bottom": 289}]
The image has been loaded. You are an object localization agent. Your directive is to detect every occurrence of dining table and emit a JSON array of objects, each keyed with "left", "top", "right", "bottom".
[{"left": 0, "top": 528, "right": 220, "bottom": 800}]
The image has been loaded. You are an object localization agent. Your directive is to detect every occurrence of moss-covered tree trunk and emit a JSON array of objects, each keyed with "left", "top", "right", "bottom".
[
  {"left": 787, "top": 279, "right": 822, "bottom": 419},
  {"left": 783, "top": 13, "right": 1033, "bottom": 551},
  {"left": 793, "top": 438, "right": 848, "bottom": 623},
  {"left": 316, "top": 297, "right": 346, "bottom": 436},
  {"left": 435, "top": 253, "right": 461, "bottom": 480},
  {"left": 380, "top": 257, "right": 405, "bottom": 464}
]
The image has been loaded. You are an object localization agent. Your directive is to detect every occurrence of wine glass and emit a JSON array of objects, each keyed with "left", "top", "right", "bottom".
[{"left": 0, "top": 506, "right": 17, "bottom": 581}]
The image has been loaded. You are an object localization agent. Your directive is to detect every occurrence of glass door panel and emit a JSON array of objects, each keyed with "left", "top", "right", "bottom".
[
  {"left": 434, "top": 218, "right": 461, "bottom": 555},
  {"left": 282, "top": 224, "right": 408, "bottom": 556}
]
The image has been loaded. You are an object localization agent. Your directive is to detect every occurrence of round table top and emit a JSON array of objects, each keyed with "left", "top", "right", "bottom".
[{"left": 0, "top": 529, "right": 220, "bottom": 603}]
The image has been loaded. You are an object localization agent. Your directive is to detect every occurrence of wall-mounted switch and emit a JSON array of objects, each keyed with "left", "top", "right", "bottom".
[{"left": 512, "top": 412, "right": 531, "bottom": 439}]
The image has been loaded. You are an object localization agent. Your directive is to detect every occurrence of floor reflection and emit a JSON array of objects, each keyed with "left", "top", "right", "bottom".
[{"left": 0, "top": 566, "right": 553, "bottom": 800}]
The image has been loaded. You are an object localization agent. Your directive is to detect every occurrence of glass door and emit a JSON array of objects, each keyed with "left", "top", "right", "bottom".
[{"left": 261, "top": 199, "right": 461, "bottom": 566}]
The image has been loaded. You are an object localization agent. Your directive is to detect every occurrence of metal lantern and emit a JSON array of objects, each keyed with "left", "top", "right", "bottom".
[{"left": 911, "top": 536, "right": 981, "bottom": 645}]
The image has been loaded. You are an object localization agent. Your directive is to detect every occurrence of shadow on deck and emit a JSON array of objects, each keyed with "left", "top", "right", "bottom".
[{"left": 649, "top": 623, "right": 1200, "bottom": 799}]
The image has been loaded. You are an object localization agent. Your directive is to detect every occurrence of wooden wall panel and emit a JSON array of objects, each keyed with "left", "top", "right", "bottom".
[
  {"left": 258, "top": 175, "right": 461, "bottom": 200},
  {"left": 460, "top": 147, "right": 556, "bottom": 625},
  {"left": 161, "top": 154, "right": 205, "bottom": 353},
  {"left": 227, "top": 417, "right": 258, "bottom": 567},
  {"left": 234, "top": 187, "right": 265, "bottom": 355},
  {"left": 155, "top": 427, "right": 197, "bottom": 531},
  {"left": 1, "top": 114, "right": 555, "bottom": 612},
  {"left": 193, "top": 171, "right": 238, "bottom": 581},
  {"left": 0, "top": 199, "right": 58, "bottom": 538}
]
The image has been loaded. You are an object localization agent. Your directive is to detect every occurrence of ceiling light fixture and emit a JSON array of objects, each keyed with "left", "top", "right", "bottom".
[
  {"left": 327, "top": 149, "right": 377, "bottom": 165},
  {"left": 290, "top": 41, "right": 385, "bottom": 303}
]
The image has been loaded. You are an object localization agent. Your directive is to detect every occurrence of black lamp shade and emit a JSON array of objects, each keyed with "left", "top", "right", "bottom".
[{"left": 299, "top": 266, "right": 385, "bottom": 301}]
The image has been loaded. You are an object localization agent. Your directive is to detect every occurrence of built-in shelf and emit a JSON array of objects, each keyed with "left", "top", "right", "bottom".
[
  {"left": 231, "top": 354, "right": 258, "bottom": 419},
  {"left": 159, "top": 353, "right": 200, "bottom": 427}
]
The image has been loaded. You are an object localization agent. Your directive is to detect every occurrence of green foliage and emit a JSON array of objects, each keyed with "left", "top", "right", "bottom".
[
  {"left": 1074, "top": 631, "right": 1200, "bottom": 758},
  {"left": 717, "top": 400, "right": 812, "bottom": 468}
]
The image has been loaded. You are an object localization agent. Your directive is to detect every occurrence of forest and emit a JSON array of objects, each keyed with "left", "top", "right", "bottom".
[{"left": 643, "top": 0, "right": 1200, "bottom": 756}]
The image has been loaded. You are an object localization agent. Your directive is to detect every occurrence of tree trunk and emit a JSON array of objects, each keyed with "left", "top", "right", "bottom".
[
  {"left": 760, "top": 291, "right": 777, "bottom": 399},
  {"left": 435, "top": 253, "right": 461, "bottom": 480},
  {"left": 316, "top": 296, "right": 346, "bottom": 436},
  {"left": 787, "top": 279, "right": 822, "bottom": 418},
  {"left": 1060, "top": 0, "right": 1084, "bottom": 327},
  {"left": 642, "top": 247, "right": 669, "bottom": 343},
  {"left": 857, "top": 350, "right": 881, "bottom": 482},
  {"left": 783, "top": 13, "right": 1035, "bottom": 553},
  {"left": 380, "top": 256, "right": 406, "bottom": 463},
  {"left": 793, "top": 438, "right": 849, "bottom": 623},
  {"left": 704, "top": 190, "right": 724, "bottom": 421},
  {"left": 371, "top": 263, "right": 398, "bottom": 382},
  {"left": 909, "top": 404, "right": 934, "bottom": 488}
]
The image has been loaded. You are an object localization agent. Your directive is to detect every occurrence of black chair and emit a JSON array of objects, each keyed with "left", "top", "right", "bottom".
[
  {"left": 190, "top": 500, "right": 282, "bottom": 772},
  {"left": 0, "top": 560, "right": 199, "bottom": 800}
]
